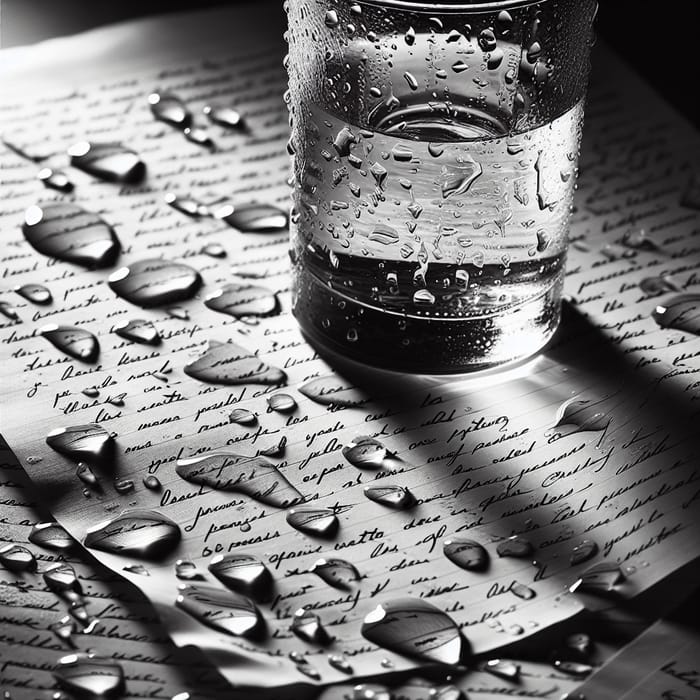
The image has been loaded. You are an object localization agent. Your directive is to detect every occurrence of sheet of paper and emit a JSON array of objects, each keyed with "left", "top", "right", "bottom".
[{"left": 1, "top": 1, "right": 700, "bottom": 693}]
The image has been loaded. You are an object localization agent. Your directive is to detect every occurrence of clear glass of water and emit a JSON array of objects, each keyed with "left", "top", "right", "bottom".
[{"left": 284, "top": 0, "right": 597, "bottom": 373}]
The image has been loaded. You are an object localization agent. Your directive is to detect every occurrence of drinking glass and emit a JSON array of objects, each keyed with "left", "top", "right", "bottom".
[{"left": 284, "top": 0, "right": 597, "bottom": 372}]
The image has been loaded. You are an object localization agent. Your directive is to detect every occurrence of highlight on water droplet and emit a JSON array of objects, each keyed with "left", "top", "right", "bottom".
[
  {"left": 37, "top": 167, "right": 74, "bottom": 192},
  {"left": 46, "top": 423, "right": 114, "bottom": 465},
  {"left": 203, "top": 104, "right": 245, "bottom": 130},
  {"left": 208, "top": 553, "right": 273, "bottom": 602},
  {"left": 286, "top": 507, "right": 339, "bottom": 537},
  {"left": 342, "top": 435, "right": 394, "bottom": 469},
  {"left": 0, "top": 543, "right": 37, "bottom": 572},
  {"left": 267, "top": 393, "right": 297, "bottom": 413},
  {"left": 54, "top": 653, "right": 125, "bottom": 698},
  {"left": 311, "top": 557, "right": 360, "bottom": 589},
  {"left": 569, "top": 562, "right": 625, "bottom": 594},
  {"left": 175, "top": 559, "right": 205, "bottom": 581},
  {"left": 651, "top": 293, "right": 700, "bottom": 336},
  {"left": 15, "top": 283, "right": 52, "bottom": 305},
  {"left": 290, "top": 607, "right": 332, "bottom": 645},
  {"left": 230, "top": 408, "right": 257, "bottom": 425},
  {"left": 510, "top": 581, "right": 536, "bottom": 600},
  {"left": 68, "top": 141, "right": 145, "bottom": 183},
  {"left": 142, "top": 475, "right": 161, "bottom": 491},
  {"left": 43, "top": 562, "right": 82, "bottom": 595},
  {"left": 484, "top": 658, "right": 520, "bottom": 680}
]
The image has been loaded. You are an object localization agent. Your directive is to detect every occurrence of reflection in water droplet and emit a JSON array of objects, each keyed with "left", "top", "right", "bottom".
[
  {"left": 361, "top": 598, "right": 464, "bottom": 664},
  {"left": 652, "top": 294, "right": 700, "bottom": 335},
  {"left": 215, "top": 202, "right": 288, "bottom": 233},
  {"left": 570, "top": 539, "right": 598, "bottom": 565},
  {"left": 440, "top": 156, "right": 482, "bottom": 198},
  {"left": 184, "top": 340, "right": 287, "bottom": 385},
  {"left": 230, "top": 408, "right": 257, "bottom": 425},
  {"left": 50, "top": 616, "right": 76, "bottom": 647},
  {"left": 43, "top": 562, "right": 82, "bottom": 594},
  {"left": 123, "top": 564, "right": 150, "bottom": 576},
  {"left": 290, "top": 607, "right": 332, "bottom": 645},
  {"left": 184, "top": 127, "right": 215, "bottom": 150},
  {"left": 28, "top": 522, "right": 74, "bottom": 551},
  {"left": 208, "top": 553, "right": 273, "bottom": 602},
  {"left": 205, "top": 283, "right": 279, "bottom": 319},
  {"left": 23, "top": 202, "right": 122, "bottom": 269},
  {"left": 510, "top": 581, "right": 536, "bottom": 600},
  {"left": 0, "top": 543, "right": 37, "bottom": 572},
  {"left": 114, "top": 319, "right": 161, "bottom": 346},
  {"left": 443, "top": 538, "right": 489, "bottom": 571},
  {"left": 267, "top": 393, "right": 297, "bottom": 413},
  {"left": 46, "top": 424, "right": 114, "bottom": 465},
  {"left": 569, "top": 562, "right": 625, "bottom": 594},
  {"left": 142, "top": 475, "right": 161, "bottom": 491},
  {"left": 176, "top": 583, "right": 264, "bottom": 639},
  {"left": 286, "top": 507, "right": 339, "bottom": 537},
  {"left": 327, "top": 653, "right": 353, "bottom": 674},
  {"left": 15, "top": 283, "right": 52, "bottom": 305},
  {"left": 484, "top": 658, "right": 520, "bottom": 680},
  {"left": 37, "top": 167, "right": 73, "bottom": 192},
  {"left": 165, "top": 192, "right": 209, "bottom": 217},
  {"left": 82, "top": 387, "right": 99, "bottom": 398},
  {"left": 364, "top": 484, "right": 414, "bottom": 509},
  {"left": 108, "top": 259, "right": 201, "bottom": 308},
  {"left": 639, "top": 275, "right": 679, "bottom": 296},
  {"left": 68, "top": 141, "right": 145, "bottom": 183},
  {"left": 83, "top": 509, "right": 181, "bottom": 560},
  {"left": 496, "top": 536, "right": 534, "bottom": 558},
  {"left": 149, "top": 92, "right": 191, "bottom": 128},
  {"left": 380, "top": 658, "right": 393, "bottom": 668},
  {"left": 0, "top": 300, "right": 19, "bottom": 321},
  {"left": 202, "top": 242, "right": 226, "bottom": 258},
  {"left": 369, "top": 224, "right": 400, "bottom": 246},
  {"left": 175, "top": 559, "right": 205, "bottom": 581},
  {"left": 311, "top": 557, "right": 360, "bottom": 589},
  {"left": 54, "top": 654, "right": 125, "bottom": 698},
  {"left": 40, "top": 325, "right": 99, "bottom": 362},
  {"left": 554, "top": 397, "right": 611, "bottom": 433}
]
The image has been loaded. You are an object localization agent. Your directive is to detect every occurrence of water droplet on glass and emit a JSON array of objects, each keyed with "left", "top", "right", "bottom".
[
  {"left": 652, "top": 294, "right": 700, "bottom": 335},
  {"left": 203, "top": 104, "right": 244, "bottom": 129},
  {"left": 46, "top": 424, "right": 114, "bottom": 465},
  {"left": 68, "top": 141, "right": 145, "bottom": 183},
  {"left": 0, "top": 543, "right": 37, "bottom": 572},
  {"left": 230, "top": 408, "right": 257, "bottom": 425},
  {"left": 299, "top": 374, "right": 368, "bottom": 407},
  {"left": 496, "top": 536, "right": 534, "bottom": 558},
  {"left": 15, "top": 283, "right": 52, "bottom": 305},
  {"left": 569, "top": 562, "right": 624, "bottom": 593},
  {"left": 176, "top": 452, "right": 301, "bottom": 507},
  {"left": 22, "top": 202, "right": 121, "bottom": 269},
  {"left": 175, "top": 559, "right": 205, "bottom": 581},
  {"left": 205, "top": 283, "right": 279, "bottom": 319},
  {"left": 149, "top": 91, "right": 191, "bottom": 128},
  {"left": 286, "top": 507, "right": 339, "bottom": 537},
  {"left": 440, "top": 156, "right": 482, "bottom": 198},
  {"left": 403, "top": 72, "right": 419, "bottom": 91},
  {"left": 40, "top": 325, "right": 99, "bottom": 362},
  {"left": 28, "top": 522, "right": 74, "bottom": 551},
  {"left": 208, "top": 553, "right": 273, "bottom": 602},
  {"left": 43, "top": 562, "right": 82, "bottom": 595},
  {"left": 428, "top": 143, "right": 445, "bottom": 158},
  {"left": 639, "top": 275, "right": 679, "bottom": 296},
  {"left": 176, "top": 583, "right": 264, "bottom": 638},
  {"left": 443, "top": 538, "right": 489, "bottom": 571},
  {"left": 108, "top": 259, "right": 201, "bottom": 308},
  {"left": 83, "top": 509, "right": 181, "bottom": 560},
  {"left": 325, "top": 9, "right": 339, "bottom": 27},
  {"left": 37, "top": 167, "right": 73, "bottom": 192},
  {"left": 484, "top": 658, "right": 520, "bottom": 680},
  {"left": 114, "top": 318, "right": 161, "bottom": 346},
  {"left": 364, "top": 484, "right": 414, "bottom": 509},
  {"left": 570, "top": 540, "right": 598, "bottom": 565},
  {"left": 54, "top": 653, "right": 125, "bottom": 699},
  {"left": 290, "top": 607, "right": 332, "bottom": 645},
  {"left": 536, "top": 230, "right": 550, "bottom": 252},
  {"left": 510, "top": 581, "right": 536, "bottom": 600},
  {"left": 312, "top": 557, "right": 360, "bottom": 589},
  {"left": 369, "top": 224, "right": 400, "bottom": 245},
  {"left": 142, "top": 474, "right": 161, "bottom": 490},
  {"left": 431, "top": 684, "right": 465, "bottom": 700},
  {"left": 497, "top": 10, "right": 513, "bottom": 28},
  {"left": 404, "top": 27, "right": 416, "bottom": 45},
  {"left": 554, "top": 397, "right": 610, "bottom": 433},
  {"left": 370, "top": 162, "right": 388, "bottom": 188},
  {"left": 267, "top": 393, "right": 297, "bottom": 413}
]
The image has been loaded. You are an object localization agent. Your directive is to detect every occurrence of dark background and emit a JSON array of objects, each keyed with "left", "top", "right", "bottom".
[{"left": 0, "top": 0, "right": 696, "bottom": 129}]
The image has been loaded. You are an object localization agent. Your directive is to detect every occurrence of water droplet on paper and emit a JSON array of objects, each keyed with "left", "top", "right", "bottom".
[
  {"left": 108, "top": 259, "right": 201, "bottom": 308},
  {"left": 554, "top": 397, "right": 611, "bottom": 433},
  {"left": 496, "top": 536, "right": 534, "bottom": 558},
  {"left": 204, "top": 283, "right": 279, "bottom": 318},
  {"left": 164, "top": 192, "right": 208, "bottom": 217},
  {"left": 570, "top": 540, "right": 598, "bottom": 565},
  {"left": 0, "top": 544, "right": 36, "bottom": 572},
  {"left": 369, "top": 224, "right": 400, "bottom": 246},
  {"left": 23, "top": 202, "right": 121, "bottom": 269},
  {"left": 176, "top": 583, "right": 264, "bottom": 639},
  {"left": 354, "top": 684, "right": 392, "bottom": 700},
  {"left": 176, "top": 452, "right": 301, "bottom": 507},
  {"left": 54, "top": 654, "right": 125, "bottom": 698},
  {"left": 652, "top": 294, "right": 700, "bottom": 335},
  {"left": 114, "top": 478, "right": 134, "bottom": 494},
  {"left": 639, "top": 275, "right": 679, "bottom": 296},
  {"left": 325, "top": 9, "right": 339, "bottom": 27},
  {"left": 208, "top": 553, "right": 273, "bottom": 602},
  {"left": 68, "top": 141, "right": 145, "bottom": 183},
  {"left": 327, "top": 653, "right": 352, "bottom": 674},
  {"left": 569, "top": 562, "right": 624, "bottom": 593},
  {"left": 0, "top": 301, "right": 19, "bottom": 321},
  {"left": 183, "top": 127, "right": 215, "bottom": 150},
  {"left": 552, "top": 660, "right": 593, "bottom": 677},
  {"left": 342, "top": 436, "right": 393, "bottom": 469},
  {"left": 259, "top": 437, "right": 286, "bottom": 457},
  {"left": 203, "top": 104, "right": 244, "bottom": 129},
  {"left": 83, "top": 509, "right": 181, "bottom": 560},
  {"left": 114, "top": 319, "right": 161, "bottom": 346},
  {"left": 364, "top": 484, "right": 414, "bottom": 509},
  {"left": 230, "top": 408, "right": 257, "bottom": 425},
  {"left": 46, "top": 424, "right": 114, "bottom": 464},
  {"left": 40, "top": 325, "right": 99, "bottom": 362},
  {"left": 175, "top": 559, "right": 205, "bottom": 581},
  {"left": 267, "top": 393, "right": 297, "bottom": 413},
  {"left": 510, "top": 581, "right": 536, "bottom": 600},
  {"left": 440, "top": 157, "right": 482, "bottom": 198},
  {"left": 299, "top": 375, "right": 368, "bottom": 407},
  {"left": 76, "top": 463, "right": 99, "bottom": 488},
  {"left": 28, "top": 522, "right": 74, "bottom": 551},
  {"left": 37, "top": 167, "right": 73, "bottom": 192},
  {"left": 215, "top": 202, "right": 288, "bottom": 233},
  {"left": 484, "top": 659, "right": 520, "bottom": 680},
  {"left": 413, "top": 289, "right": 436, "bottom": 305},
  {"left": 443, "top": 538, "right": 489, "bottom": 571},
  {"left": 149, "top": 91, "right": 191, "bottom": 128},
  {"left": 362, "top": 598, "right": 464, "bottom": 664},
  {"left": 184, "top": 340, "right": 287, "bottom": 385},
  {"left": 290, "top": 607, "right": 332, "bottom": 645},
  {"left": 451, "top": 61, "right": 469, "bottom": 73},
  {"left": 43, "top": 562, "right": 82, "bottom": 594},
  {"left": 15, "top": 283, "right": 52, "bottom": 305},
  {"left": 49, "top": 616, "right": 76, "bottom": 647},
  {"left": 286, "top": 507, "right": 339, "bottom": 537},
  {"left": 142, "top": 475, "right": 161, "bottom": 490},
  {"left": 312, "top": 557, "right": 360, "bottom": 589}
]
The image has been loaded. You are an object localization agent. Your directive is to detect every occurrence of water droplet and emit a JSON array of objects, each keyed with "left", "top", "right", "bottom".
[
  {"left": 570, "top": 540, "right": 598, "bottom": 565},
  {"left": 403, "top": 72, "right": 419, "bottom": 91},
  {"left": 369, "top": 224, "right": 400, "bottom": 245},
  {"left": 176, "top": 583, "right": 264, "bottom": 638},
  {"left": 14, "top": 283, "right": 52, "bottom": 305},
  {"left": 82, "top": 387, "right": 99, "bottom": 398},
  {"left": 325, "top": 9, "right": 339, "bottom": 27},
  {"left": 230, "top": 408, "right": 257, "bottom": 425},
  {"left": 267, "top": 393, "right": 297, "bottom": 413},
  {"left": 327, "top": 653, "right": 353, "bottom": 674},
  {"left": 299, "top": 374, "right": 368, "bottom": 407},
  {"left": 68, "top": 141, "right": 145, "bottom": 183},
  {"left": 510, "top": 581, "right": 536, "bottom": 599},
  {"left": 114, "top": 319, "right": 161, "bottom": 346},
  {"left": 108, "top": 259, "right": 201, "bottom": 308},
  {"left": 76, "top": 463, "right": 99, "bottom": 487},
  {"left": 28, "top": 522, "right": 74, "bottom": 551},
  {"left": 451, "top": 60, "right": 469, "bottom": 73},
  {"left": 22, "top": 202, "right": 121, "bottom": 269},
  {"left": 175, "top": 559, "right": 205, "bottom": 580},
  {"left": 553, "top": 660, "right": 593, "bottom": 677},
  {"left": 565, "top": 632, "right": 593, "bottom": 656},
  {"left": 114, "top": 478, "right": 134, "bottom": 494},
  {"left": 364, "top": 484, "right": 414, "bottom": 509},
  {"left": 484, "top": 659, "right": 520, "bottom": 680},
  {"left": 639, "top": 275, "right": 679, "bottom": 296},
  {"left": 50, "top": 616, "right": 76, "bottom": 647},
  {"left": 46, "top": 424, "right": 114, "bottom": 464},
  {"left": 443, "top": 538, "right": 489, "bottom": 571},
  {"left": 652, "top": 294, "right": 700, "bottom": 335},
  {"left": 286, "top": 507, "right": 339, "bottom": 537},
  {"left": 290, "top": 607, "right": 332, "bottom": 645},
  {"left": 40, "top": 325, "right": 99, "bottom": 362},
  {"left": 149, "top": 91, "right": 191, "bottom": 127},
  {"left": 167, "top": 306, "right": 190, "bottom": 320},
  {"left": 569, "top": 562, "right": 624, "bottom": 593},
  {"left": 204, "top": 283, "right": 279, "bottom": 318},
  {"left": 554, "top": 397, "right": 611, "bottom": 433},
  {"left": 440, "top": 156, "right": 482, "bottom": 198},
  {"left": 202, "top": 242, "right": 226, "bottom": 258},
  {"left": 362, "top": 598, "right": 464, "bottom": 664},
  {"left": 203, "top": 104, "right": 244, "bottom": 129},
  {"left": 208, "top": 553, "right": 273, "bottom": 602},
  {"left": 164, "top": 192, "right": 209, "bottom": 217},
  {"left": 83, "top": 509, "right": 181, "bottom": 560},
  {"left": 311, "top": 557, "right": 360, "bottom": 589},
  {"left": 354, "top": 684, "right": 392, "bottom": 700},
  {"left": 496, "top": 536, "right": 534, "bottom": 558},
  {"left": 142, "top": 475, "right": 161, "bottom": 490},
  {"left": 413, "top": 289, "right": 436, "bottom": 305},
  {"left": 54, "top": 653, "right": 125, "bottom": 698},
  {"left": 536, "top": 230, "right": 550, "bottom": 252},
  {"left": 0, "top": 544, "right": 36, "bottom": 572},
  {"left": 43, "top": 562, "right": 82, "bottom": 594},
  {"left": 176, "top": 452, "right": 301, "bottom": 507},
  {"left": 183, "top": 127, "right": 215, "bottom": 150},
  {"left": 37, "top": 167, "right": 73, "bottom": 192}
]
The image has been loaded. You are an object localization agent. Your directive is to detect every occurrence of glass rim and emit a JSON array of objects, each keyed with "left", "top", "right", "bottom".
[{"left": 358, "top": 0, "right": 545, "bottom": 11}]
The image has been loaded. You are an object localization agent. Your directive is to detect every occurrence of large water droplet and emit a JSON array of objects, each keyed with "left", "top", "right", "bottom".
[
  {"left": 113, "top": 319, "right": 161, "bottom": 346},
  {"left": 652, "top": 294, "right": 700, "bottom": 335},
  {"left": 202, "top": 242, "right": 226, "bottom": 258},
  {"left": 15, "top": 283, "right": 52, "bottom": 305},
  {"left": 208, "top": 553, "right": 273, "bottom": 602},
  {"left": 496, "top": 536, "right": 534, "bottom": 558},
  {"left": 299, "top": 375, "right": 368, "bottom": 407},
  {"left": 46, "top": 424, "right": 114, "bottom": 464},
  {"left": 28, "top": 522, "right": 74, "bottom": 551},
  {"left": 148, "top": 92, "right": 191, "bottom": 128},
  {"left": 362, "top": 598, "right": 464, "bottom": 664},
  {"left": 368, "top": 224, "right": 400, "bottom": 246},
  {"left": 0, "top": 543, "right": 37, "bottom": 572},
  {"left": 184, "top": 340, "right": 287, "bottom": 385},
  {"left": 175, "top": 559, "right": 205, "bottom": 581},
  {"left": 176, "top": 583, "right": 264, "bottom": 638},
  {"left": 484, "top": 658, "right": 520, "bottom": 680},
  {"left": 510, "top": 581, "right": 536, "bottom": 600},
  {"left": 325, "top": 9, "right": 339, "bottom": 27},
  {"left": 54, "top": 653, "right": 125, "bottom": 699},
  {"left": 286, "top": 507, "right": 339, "bottom": 537},
  {"left": 354, "top": 684, "right": 392, "bottom": 700},
  {"left": 215, "top": 203, "right": 288, "bottom": 233},
  {"left": 554, "top": 397, "right": 611, "bottom": 433},
  {"left": 364, "top": 484, "right": 414, "bottom": 509},
  {"left": 570, "top": 539, "right": 598, "bottom": 565},
  {"left": 203, "top": 104, "right": 244, "bottom": 130},
  {"left": 68, "top": 141, "right": 145, "bottom": 183},
  {"left": 142, "top": 475, "right": 161, "bottom": 491},
  {"left": 22, "top": 202, "right": 121, "bottom": 269},
  {"left": 431, "top": 684, "right": 465, "bottom": 700},
  {"left": 342, "top": 436, "right": 392, "bottom": 469},
  {"left": 40, "top": 325, "right": 99, "bottom": 362},
  {"left": 37, "top": 167, "right": 73, "bottom": 192},
  {"left": 204, "top": 283, "right": 279, "bottom": 319},
  {"left": 443, "top": 538, "right": 489, "bottom": 571},
  {"left": 311, "top": 557, "right": 360, "bottom": 589},
  {"left": 108, "top": 259, "right": 201, "bottom": 308},
  {"left": 176, "top": 452, "right": 301, "bottom": 507},
  {"left": 83, "top": 509, "right": 181, "bottom": 560},
  {"left": 290, "top": 607, "right": 332, "bottom": 645},
  {"left": 43, "top": 562, "right": 82, "bottom": 595},
  {"left": 639, "top": 275, "right": 679, "bottom": 296},
  {"left": 183, "top": 127, "right": 215, "bottom": 150},
  {"left": 0, "top": 300, "right": 20, "bottom": 321},
  {"left": 569, "top": 562, "right": 624, "bottom": 594},
  {"left": 267, "top": 393, "right": 297, "bottom": 413},
  {"left": 229, "top": 408, "right": 257, "bottom": 425},
  {"left": 50, "top": 616, "right": 77, "bottom": 647},
  {"left": 440, "top": 157, "right": 482, "bottom": 198}
]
